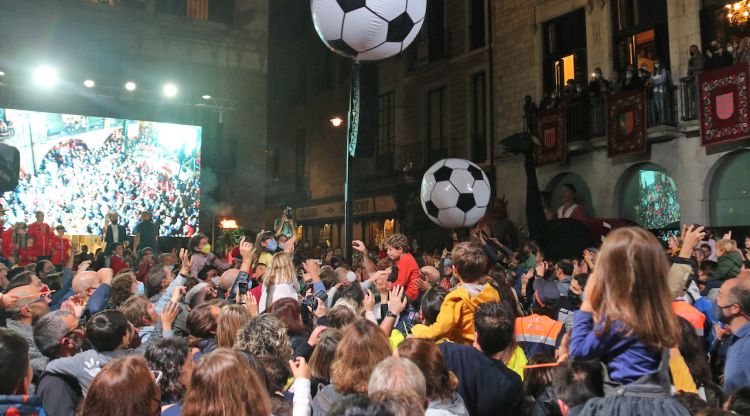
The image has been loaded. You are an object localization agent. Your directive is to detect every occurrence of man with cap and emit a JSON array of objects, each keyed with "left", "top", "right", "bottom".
[{"left": 514, "top": 268, "right": 566, "bottom": 358}]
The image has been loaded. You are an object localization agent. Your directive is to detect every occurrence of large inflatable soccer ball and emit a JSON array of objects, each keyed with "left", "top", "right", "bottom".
[
  {"left": 311, "top": 0, "right": 427, "bottom": 61},
  {"left": 421, "top": 159, "right": 492, "bottom": 229}
]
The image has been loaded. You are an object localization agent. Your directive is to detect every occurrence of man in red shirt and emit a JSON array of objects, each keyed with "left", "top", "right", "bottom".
[
  {"left": 110, "top": 243, "right": 129, "bottom": 275},
  {"left": 28, "top": 211, "right": 53, "bottom": 260},
  {"left": 383, "top": 233, "right": 421, "bottom": 302},
  {"left": 51, "top": 225, "right": 72, "bottom": 269}
]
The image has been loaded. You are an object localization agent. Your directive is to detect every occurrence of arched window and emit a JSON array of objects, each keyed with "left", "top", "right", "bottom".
[
  {"left": 546, "top": 172, "right": 594, "bottom": 218},
  {"left": 710, "top": 150, "right": 750, "bottom": 227},
  {"left": 618, "top": 163, "right": 680, "bottom": 229}
]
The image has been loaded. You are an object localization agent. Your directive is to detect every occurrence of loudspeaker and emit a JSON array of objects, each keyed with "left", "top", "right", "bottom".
[{"left": 0, "top": 143, "right": 20, "bottom": 193}]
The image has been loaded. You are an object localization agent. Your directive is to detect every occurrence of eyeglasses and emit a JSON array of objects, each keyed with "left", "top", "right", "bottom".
[
  {"left": 61, "top": 322, "right": 85, "bottom": 341},
  {"left": 18, "top": 285, "right": 55, "bottom": 304}
]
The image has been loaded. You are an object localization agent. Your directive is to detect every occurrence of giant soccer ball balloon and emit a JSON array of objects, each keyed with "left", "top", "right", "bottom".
[
  {"left": 311, "top": 0, "right": 427, "bottom": 61},
  {"left": 421, "top": 159, "right": 492, "bottom": 229}
]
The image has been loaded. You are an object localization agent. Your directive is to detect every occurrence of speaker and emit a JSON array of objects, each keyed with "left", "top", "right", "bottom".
[{"left": 0, "top": 143, "right": 20, "bottom": 193}]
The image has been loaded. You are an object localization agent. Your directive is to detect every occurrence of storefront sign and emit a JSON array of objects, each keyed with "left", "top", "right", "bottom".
[{"left": 295, "top": 196, "right": 396, "bottom": 221}]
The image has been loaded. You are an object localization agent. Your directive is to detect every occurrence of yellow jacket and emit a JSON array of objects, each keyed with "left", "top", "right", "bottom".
[{"left": 411, "top": 283, "right": 500, "bottom": 345}]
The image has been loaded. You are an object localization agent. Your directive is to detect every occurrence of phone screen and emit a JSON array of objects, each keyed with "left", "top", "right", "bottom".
[{"left": 238, "top": 282, "right": 248, "bottom": 295}]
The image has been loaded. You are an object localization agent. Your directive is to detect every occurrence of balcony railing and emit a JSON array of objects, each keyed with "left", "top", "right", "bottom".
[
  {"left": 82, "top": 0, "right": 234, "bottom": 23},
  {"left": 679, "top": 76, "right": 698, "bottom": 121}
]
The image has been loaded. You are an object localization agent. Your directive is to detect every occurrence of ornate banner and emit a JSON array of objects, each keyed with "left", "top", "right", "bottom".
[
  {"left": 698, "top": 62, "right": 750, "bottom": 146},
  {"left": 534, "top": 108, "right": 566, "bottom": 165},
  {"left": 607, "top": 90, "right": 647, "bottom": 157}
]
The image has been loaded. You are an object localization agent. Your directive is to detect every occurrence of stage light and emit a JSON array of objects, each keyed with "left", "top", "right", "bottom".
[
  {"left": 202, "top": 94, "right": 212, "bottom": 100},
  {"left": 83, "top": 79, "right": 95, "bottom": 88},
  {"left": 125, "top": 81, "right": 137, "bottom": 91},
  {"left": 33, "top": 65, "right": 59, "bottom": 88},
  {"left": 0, "top": 71, "right": 5, "bottom": 77},
  {"left": 163, "top": 83, "right": 178, "bottom": 98},
  {"left": 330, "top": 116, "right": 344, "bottom": 127}
]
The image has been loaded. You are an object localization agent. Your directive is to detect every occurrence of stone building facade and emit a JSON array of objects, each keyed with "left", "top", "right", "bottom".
[{"left": 491, "top": 0, "right": 750, "bottom": 236}]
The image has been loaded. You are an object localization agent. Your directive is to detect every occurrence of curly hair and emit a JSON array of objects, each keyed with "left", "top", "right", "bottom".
[
  {"left": 109, "top": 273, "right": 136, "bottom": 308},
  {"left": 145, "top": 338, "right": 191, "bottom": 404},
  {"left": 234, "top": 314, "right": 292, "bottom": 361},
  {"left": 383, "top": 234, "right": 410, "bottom": 252}
]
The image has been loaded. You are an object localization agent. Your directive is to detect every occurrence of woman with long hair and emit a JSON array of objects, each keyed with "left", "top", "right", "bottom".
[
  {"left": 81, "top": 355, "right": 161, "bottom": 416},
  {"left": 251, "top": 230, "right": 278, "bottom": 270},
  {"left": 568, "top": 227, "right": 687, "bottom": 415},
  {"left": 259, "top": 252, "right": 299, "bottom": 313},
  {"left": 311, "top": 319, "right": 392, "bottom": 416},
  {"left": 176, "top": 349, "right": 272, "bottom": 416},
  {"left": 216, "top": 304, "right": 249, "bottom": 348},
  {"left": 187, "top": 302, "right": 221, "bottom": 359},
  {"left": 397, "top": 338, "right": 469, "bottom": 416},
  {"left": 308, "top": 329, "right": 342, "bottom": 397},
  {"left": 268, "top": 297, "right": 319, "bottom": 359}
]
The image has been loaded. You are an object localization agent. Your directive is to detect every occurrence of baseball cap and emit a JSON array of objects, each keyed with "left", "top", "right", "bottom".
[{"left": 533, "top": 277, "right": 561, "bottom": 308}]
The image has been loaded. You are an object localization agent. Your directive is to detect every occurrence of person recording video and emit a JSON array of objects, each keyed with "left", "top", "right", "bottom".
[{"left": 274, "top": 206, "right": 297, "bottom": 240}]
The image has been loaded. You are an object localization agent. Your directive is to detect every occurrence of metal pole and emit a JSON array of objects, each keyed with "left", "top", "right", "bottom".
[{"left": 344, "top": 62, "right": 361, "bottom": 263}]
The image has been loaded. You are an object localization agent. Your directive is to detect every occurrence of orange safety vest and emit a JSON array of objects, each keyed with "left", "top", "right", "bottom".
[
  {"left": 672, "top": 300, "right": 706, "bottom": 337},
  {"left": 514, "top": 314, "right": 564, "bottom": 351}
]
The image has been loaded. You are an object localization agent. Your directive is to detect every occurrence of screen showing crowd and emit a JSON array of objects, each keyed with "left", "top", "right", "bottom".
[{"left": 0, "top": 108, "right": 201, "bottom": 237}]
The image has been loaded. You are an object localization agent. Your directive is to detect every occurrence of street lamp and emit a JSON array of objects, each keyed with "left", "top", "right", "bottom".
[{"left": 330, "top": 116, "right": 344, "bottom": 127}]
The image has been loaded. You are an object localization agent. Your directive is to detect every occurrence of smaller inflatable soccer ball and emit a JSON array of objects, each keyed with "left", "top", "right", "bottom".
[{"left": 420, "top": 159, "right": 492, "bottom": 229}]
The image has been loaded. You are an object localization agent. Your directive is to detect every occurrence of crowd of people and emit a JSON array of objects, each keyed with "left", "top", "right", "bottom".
[
  {"left": 0, "top": 202, "right": 748, "bottom": 416},
  {"left": 0, "top": 122, "right": 200, "bottom": 237}
]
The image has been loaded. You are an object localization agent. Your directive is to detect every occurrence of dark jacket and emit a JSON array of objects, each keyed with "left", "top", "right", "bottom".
[
  {"left": 0, "top": 395, "right": 45, "bottom": 415},
  {"left": 439, "top": 342, "right": 523, "bottom": 416},
  {"left": 36, "top": 372, "right": 82, "bottom": 416},
  {"left": 103, "top": 223, "right": 128, "bottom": 255},
  {"left": 714, "top": 251, "right": 744, "bottom": 282}
]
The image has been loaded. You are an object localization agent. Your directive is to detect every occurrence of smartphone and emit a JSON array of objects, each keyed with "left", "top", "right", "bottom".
[{"left": 238, "top": 282, "right": 248, "bottom": 295}]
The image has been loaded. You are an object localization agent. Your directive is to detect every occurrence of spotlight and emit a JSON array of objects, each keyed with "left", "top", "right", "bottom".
[
  {"left": 33, "top": 65, "right": 59, "bottom": 88},
  {"left": 330, "top": 117, "right": 344, "bottom": 127},
  {"left": 202, "top": 94, "right": 212, "bottom": 100},
  {"left": 163, "top": 83, "right": 178, "bottom": 98},
  {"left": 124, "top": 81, "right": 137, "bottom": 91},
  {"left": 83, "top": 79, "right": 95, "bottom": 88},
  {"left": 0, "top": 70, "right": 5, "bottom": 77}
]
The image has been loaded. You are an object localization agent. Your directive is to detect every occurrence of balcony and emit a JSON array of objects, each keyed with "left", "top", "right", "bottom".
[
  {"left": 81, "top": 0, "right": 235, "bottom": 23},
  {"left": 525, "top": 86, "right": 679, "bottom": 153},
  {"left": 357, "top": 141, "right": 449, "bottom": 190}
]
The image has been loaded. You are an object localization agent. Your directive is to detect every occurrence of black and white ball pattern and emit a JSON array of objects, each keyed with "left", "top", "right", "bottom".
[
  {"left": 420, "top": 159, "right": 492, "bottom": 229},
  {"left": 311, "top": 0, "right": 426, "bottom": 61}
]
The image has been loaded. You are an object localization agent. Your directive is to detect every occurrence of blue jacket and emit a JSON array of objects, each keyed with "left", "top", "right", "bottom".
[
  {"left": 725, "top": 322, "right": 750, "bottom": 394},
  {"left": 569, "top": 310, "right": 661, "bottom": 385},
  {"left": 0, "top": 395, "right": 46, "bottom": 415}
]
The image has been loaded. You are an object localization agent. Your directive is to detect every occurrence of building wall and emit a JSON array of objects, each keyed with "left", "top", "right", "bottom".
[
  {"left": 491, "top": 0, "right": 747, "bottom": 233},
  {"left": 0, "top": 0, "right": 268, "bottom": 231}
]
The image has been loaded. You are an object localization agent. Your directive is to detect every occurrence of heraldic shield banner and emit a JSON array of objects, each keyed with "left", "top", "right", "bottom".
[
  {"left": 607, "top": 90, "right": 647, "bottom": 157},
  {"left": 534, "top": 108, "right": 566, "bottom": 166},
  {"left": 698, "top": 62, "right": 750, "bottom": 146}
]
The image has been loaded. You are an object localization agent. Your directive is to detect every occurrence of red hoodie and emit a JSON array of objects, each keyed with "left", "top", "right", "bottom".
[{"left": 394, "top": 253, "right": 420, "bottom": 301}]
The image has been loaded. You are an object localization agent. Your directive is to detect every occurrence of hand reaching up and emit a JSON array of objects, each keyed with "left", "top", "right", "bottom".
[{"left": 388, "top": 285, "right": 408, "bottom": 315}]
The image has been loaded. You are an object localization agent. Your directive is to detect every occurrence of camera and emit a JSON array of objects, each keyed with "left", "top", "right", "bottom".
[
  {"left": 301, "top": 289, "right": 328, "bottom": 310},
  {"left": 283, "top": 206, "right": 293, "bottom": 217}
]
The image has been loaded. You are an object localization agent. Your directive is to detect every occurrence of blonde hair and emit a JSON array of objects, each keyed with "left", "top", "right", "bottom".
[
  {"left": 216, "top": 305, "right": 249, "bottom": 348},
  {"left": 717, "top": 239, "right": 738, "bottom": 254},
  {"left": 264, "top": 252, "right": 296, "bottom": 287},
  {"left": 588, "top": 227, "right": 680, "bottom": 350}
]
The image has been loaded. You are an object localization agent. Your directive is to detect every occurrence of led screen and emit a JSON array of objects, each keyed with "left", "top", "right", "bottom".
[{"left": 0, "top": 108, "right": 201, "bottom": 237}]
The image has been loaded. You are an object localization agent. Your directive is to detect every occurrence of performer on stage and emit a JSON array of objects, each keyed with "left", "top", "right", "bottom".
[{"left": 556, "top": 184, "right": 587, "bottom": 220}]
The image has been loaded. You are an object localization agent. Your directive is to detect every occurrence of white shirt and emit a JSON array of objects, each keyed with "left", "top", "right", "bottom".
[
  {"left": 110, "top": 224, "right": 119, "bottom": 242},
  {"left": 557, "top": 203, "right": 580, "bottom": 219},
  {"left": 259, "top": 283, "right": 298, "bottom": 313}
]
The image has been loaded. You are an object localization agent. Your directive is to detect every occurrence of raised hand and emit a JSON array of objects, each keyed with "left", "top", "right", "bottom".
[
  {"left": 239, "top": 237, "right": 254, "bottom": 259},
  {"left": 243, "top": 292, "right": 259, "bottom": 317},
  {"left": 171, "top": 286, "right": 186, "bottom": 303},
  {"left": 314, "top": 298, "right": 327, "bottom": 318},
  {"left": 363, "top": 289, "right": 376, "bottom": 311},
  {"left": 77, "top": 260, "right": 92, "bottom": 274},
  {"left": 289, "top": 357, "right": 311, "bottom": 380},
  {"left": 161, "top": 301, "right": 181, "bottom": 330},
  {"left": 388, "top": 285, "right": 408, "bottom": 315},
  {"left": 352, "top": 240, "right": 367, "bottom": 254},
  {"left": 307, "top": 325, "right": 328, "bottom": 347},
  {"left": 679, "top": 225, "right": 706, "bottom": 259},
  {"left": 179, "top": 248, "right": 192, "bottom": 275}
]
